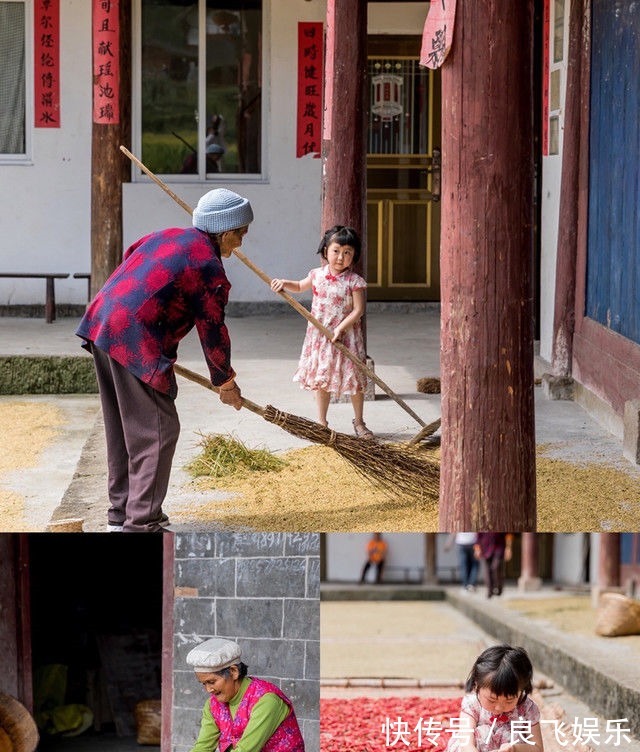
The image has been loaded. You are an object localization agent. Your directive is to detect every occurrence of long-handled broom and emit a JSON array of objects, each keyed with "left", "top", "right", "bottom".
[
  {"left": 117, "top": 146, "right": 439, "bottom": 499},
  {"left": 174, "top": 363, "right": 439, "bottom": 501},
  {"left": 119, "top": 145, "right": 432, "bottom": 433}
]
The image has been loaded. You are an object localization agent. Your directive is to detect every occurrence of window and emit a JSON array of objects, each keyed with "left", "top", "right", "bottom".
[
  {"left": 139, "top": 0, "right": 262, "bottom": 178},
  {"left": 0, "top": 0, "right": 29, "bottom": 160},
  {"left": 547, "top": 0, "right": 567, "bottom": 156}
]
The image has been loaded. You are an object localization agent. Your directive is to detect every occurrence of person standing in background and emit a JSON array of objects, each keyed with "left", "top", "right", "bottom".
[
  {"left": 359, "top": 533, "right": 388, "bottom": 584},
  {"left": 446, "top": 532, "right": 478, "bottom": 592},
  {"left": 474, "top": 533, "right": 513, "bottom": 598}
]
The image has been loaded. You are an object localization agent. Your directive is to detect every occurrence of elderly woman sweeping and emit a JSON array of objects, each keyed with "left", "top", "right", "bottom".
[
  {"left": 76, "top": 189, "right": 252, "bottom": 532},
  {"left": 186, "top": 638, "right": 305, "bottom": 752}
]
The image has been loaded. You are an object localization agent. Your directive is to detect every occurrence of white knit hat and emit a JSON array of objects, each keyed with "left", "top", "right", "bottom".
[
  {"left": 186, "top": 638, "right": 242, "bottom": 673},
  {"left": 192, "top": 188, "right": 253, "bottom": 234}
]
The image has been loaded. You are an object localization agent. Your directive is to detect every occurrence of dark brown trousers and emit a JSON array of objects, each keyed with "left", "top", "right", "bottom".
[{"left": 91, "top": 344, "right": 180, "bottom": 532}]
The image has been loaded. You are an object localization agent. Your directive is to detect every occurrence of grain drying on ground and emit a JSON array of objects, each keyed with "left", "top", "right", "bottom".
[
  {"left": 174, "top": 434, "right": 640, "bottom": 531},
  {"left": 536, "top": 446, "right": 640, "bottom": 531},
  {"left": 0, "top": 401, "right": 63, "bottom": 530},
  {"left": 176, "top": 443, "right": 440, "bottom": 531}
]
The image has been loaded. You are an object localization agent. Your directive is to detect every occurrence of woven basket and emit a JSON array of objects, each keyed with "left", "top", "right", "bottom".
[
  {"left": 135, "top": 700, "right": 161, "bottom": 745},
  {"left": 416, "top": 376, "right": 441, "bottom": 394},
  {"left": 0, "top": 694, "right": 39, "bottom": 752},
  {"left": 595, "top": 592, "right": 640, "bottom": 637},
  {"left": 0, "top": 728, "right": 13, "bottom": 752}
]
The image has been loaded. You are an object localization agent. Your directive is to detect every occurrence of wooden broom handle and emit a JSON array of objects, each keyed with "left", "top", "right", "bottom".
[
  {"left": 120, "top": 145, "right": 426, "bottom": 428},
  {"left": 121, "top": 146, "right": 193, "bottom": 215},
  {"left": 233, "top": 248, "right": 427, "bottom": 428},
  {"left": 173, "top": 363, "right": 266, "bottom": 417}
]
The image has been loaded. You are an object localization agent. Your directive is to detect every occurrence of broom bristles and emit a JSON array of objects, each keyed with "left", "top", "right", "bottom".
[
  {"left": 263, "top": 405, "right": 439, "bottom": 501},
  {"left": 172, "top": 365, "right": 438, "bottom": 501}
]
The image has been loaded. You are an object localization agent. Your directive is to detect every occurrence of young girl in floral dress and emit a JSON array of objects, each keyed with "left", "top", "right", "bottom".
[
  {"left": 270, "top": 225, "right": 374, "bottom": 438},
  {"left": 447, "top": 645, "right": 544, "bottom": 752}
]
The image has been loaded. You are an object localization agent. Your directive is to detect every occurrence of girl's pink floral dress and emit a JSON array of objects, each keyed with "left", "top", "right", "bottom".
[
  {"left": 294, "top": 266, "right": 367, "bottom": 396},
  {"left": 447, "top": 694, "right": 540, "bottom": 752}
]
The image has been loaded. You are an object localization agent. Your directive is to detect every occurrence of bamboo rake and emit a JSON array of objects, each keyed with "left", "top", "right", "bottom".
[
  {"left": 119, "top": 145, "right": 429, "bottom": 431},
  {"left": 174, "top": 363, "right": 439, "bottom": 502}
]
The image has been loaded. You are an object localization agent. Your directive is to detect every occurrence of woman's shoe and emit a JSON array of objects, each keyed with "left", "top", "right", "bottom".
[{"left": 352, "top": 419, "right": 375, "bottom": 439}]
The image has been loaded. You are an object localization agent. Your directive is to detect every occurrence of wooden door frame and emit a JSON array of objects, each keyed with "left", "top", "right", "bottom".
[
  {"left": 161, "top": 534, "right": 175, "bottom": 752},
  {"left": 0, "top": 535, "right": 33, "bottom": 710}
]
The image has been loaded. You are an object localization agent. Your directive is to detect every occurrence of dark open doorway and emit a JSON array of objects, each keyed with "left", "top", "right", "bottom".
[{"left": 28, "top": 534, "right": 163, "bottom": 752}]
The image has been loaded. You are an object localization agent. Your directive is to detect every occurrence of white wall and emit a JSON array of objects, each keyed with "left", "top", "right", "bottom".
[
  {"left": 325, "top": 533, "right": 460, "bottom": 583},
  {"left": 0, "top": 1, "right": 428, "bottom": 307},
  {"left": 125, "top": 0, "right": 324, "bottom": 304},
  {"left": 0, "top": 0, "right": 92, "bottom": 305},
  {"left": 588, "top": 533, "right": 600, "bottom": 585},
  {"left": 539, "top": 156, "right": 562, "bottom": 362},
  {"left": 368, "top": 3, "right": 427, "bottom": 33},
  {"left": 326, "top": 533, "right": 423, "bottom": 582},
  {"left": 538, "top": 0, "right": 570, "bottom": 363},
  {"left": 327, "top": 533, "right": 595, "bottom": 586},
  {"left": 552, "top": 533, "right": 589, "bottom": 584}
]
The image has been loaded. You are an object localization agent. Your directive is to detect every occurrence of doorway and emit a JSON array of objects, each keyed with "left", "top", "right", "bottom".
[
  {"left": 366, "top": 36, "right": 441, "bottom": 301},
  {"left": 27, "top": 534, "right": 163, "bottom": 752}
]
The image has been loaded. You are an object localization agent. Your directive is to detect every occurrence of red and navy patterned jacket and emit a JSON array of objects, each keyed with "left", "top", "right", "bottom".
[{"left": 76, "top": 227, "right": 234, "bottom": 398}]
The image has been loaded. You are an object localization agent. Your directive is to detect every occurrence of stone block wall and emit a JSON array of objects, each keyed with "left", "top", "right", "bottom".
[{"left": 172, "top": 532, "right": 320, "bottom": 752}]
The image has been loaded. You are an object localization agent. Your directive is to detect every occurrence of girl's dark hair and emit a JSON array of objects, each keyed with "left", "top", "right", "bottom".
[
  {"left": 317, "top": 225, "right": 362, "bottom": 263},
  {"left": 465, "top": 645, "right": 533, "bottom": 701},
  {"left": 219, "top": 662, "right": 249, "bottom": 680}
]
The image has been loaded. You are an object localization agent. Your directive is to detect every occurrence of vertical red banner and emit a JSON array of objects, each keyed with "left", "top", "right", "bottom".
[
  {"left": 419, "top": 0, "right": 457, "bottom": 69},
  {"left": 34, "top": 0, "right": 60, "bottom": 128},
  {"left": 296, "top": 22, "right": 323, "bottom": 158},
  {"left": 93, "top": 0, "right": 120, "bottom": 124},
  {"left": 541, "top": 0, "right": 550, "bottom": 156}
]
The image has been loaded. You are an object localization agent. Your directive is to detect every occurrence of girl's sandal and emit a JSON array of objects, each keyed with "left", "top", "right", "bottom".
[{"left": 352, "top": 419, "right": 375, "bottom": 440}]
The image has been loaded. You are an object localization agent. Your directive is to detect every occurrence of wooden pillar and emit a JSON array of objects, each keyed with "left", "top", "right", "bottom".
[
  {"left": 439, "top": 2, "right": 536, "bottom": 530},
  {"left": 321, "top": 0, "right": 367, "bottom": 276},
  {"left": 0, "top": 536, "right": 33, "bottom": 707},
  {"left": 161, "top": 534, "right": 174, "bottom": 752},
  {"left": 550, "top": 0, "right": 587, "bottom": 375},
  {"left": 90, "top": 0, "right": 132, "bottom": 297},
  {"left": 0, "top": 535, "right": 19, "bottom": 698},
  {"left": 518, "top": 533, "right": 541, "bottom": 591},
  {"left": 598, "top": 533, "right": 621, "bottom": 588},
  {"left": 423, "top": 533, "right": 438, "bottom": 584}
]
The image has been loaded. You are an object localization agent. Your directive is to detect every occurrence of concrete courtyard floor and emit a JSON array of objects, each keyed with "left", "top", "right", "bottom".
[{"left": 0, "top": 309, "right": 639, "bottom": 531}]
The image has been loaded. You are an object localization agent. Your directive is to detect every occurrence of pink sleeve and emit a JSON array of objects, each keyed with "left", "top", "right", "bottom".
[
  {"left": 460, "top": 693, "right": 480, "bottom": 722},
  {"left": 350, "top": 271, "right": 367, "bottom": 292},
  {"left": 521, "top": 696, "right": 540, "bottom": 724}
]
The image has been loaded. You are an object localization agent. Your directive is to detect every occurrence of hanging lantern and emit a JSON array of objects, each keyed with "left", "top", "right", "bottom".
[{"left": 371, "top": 73, "right": 403, "bottom": 120}]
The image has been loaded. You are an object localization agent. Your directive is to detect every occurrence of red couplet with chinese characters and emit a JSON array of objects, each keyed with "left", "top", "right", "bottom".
[
  {"left": 34, "top": 0, "right": 61, "bottom": 127},
  {"left": 541, "top": 0, "right": 550, "bottom": 155},
  {"left": 296, "top": 22, "right": 323, "bottom": 158},
  {"left": 419, "top": 0, "right": 456, "bottom": 70},
  {"left": 93, "top": 0, "right": 120, "bottom": 125}
]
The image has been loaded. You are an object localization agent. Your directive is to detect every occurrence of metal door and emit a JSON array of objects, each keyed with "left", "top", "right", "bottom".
[{"left": 366, "top": 38, "right": 441, "bottom": 301}]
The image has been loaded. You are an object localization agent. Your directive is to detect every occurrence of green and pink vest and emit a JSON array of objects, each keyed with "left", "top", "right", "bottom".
[{"left": 209, "top": 677, "right": 305, "bottom": 752}]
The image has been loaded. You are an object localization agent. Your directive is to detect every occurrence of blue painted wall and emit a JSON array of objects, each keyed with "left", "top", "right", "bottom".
[{"left": 587, "top": 0, "right": 640, "bottom": 345}]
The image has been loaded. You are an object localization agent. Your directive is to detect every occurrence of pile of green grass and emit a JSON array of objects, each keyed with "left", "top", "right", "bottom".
[{"left": 187, "top": 433, "right": 287, "bottom": 479}]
